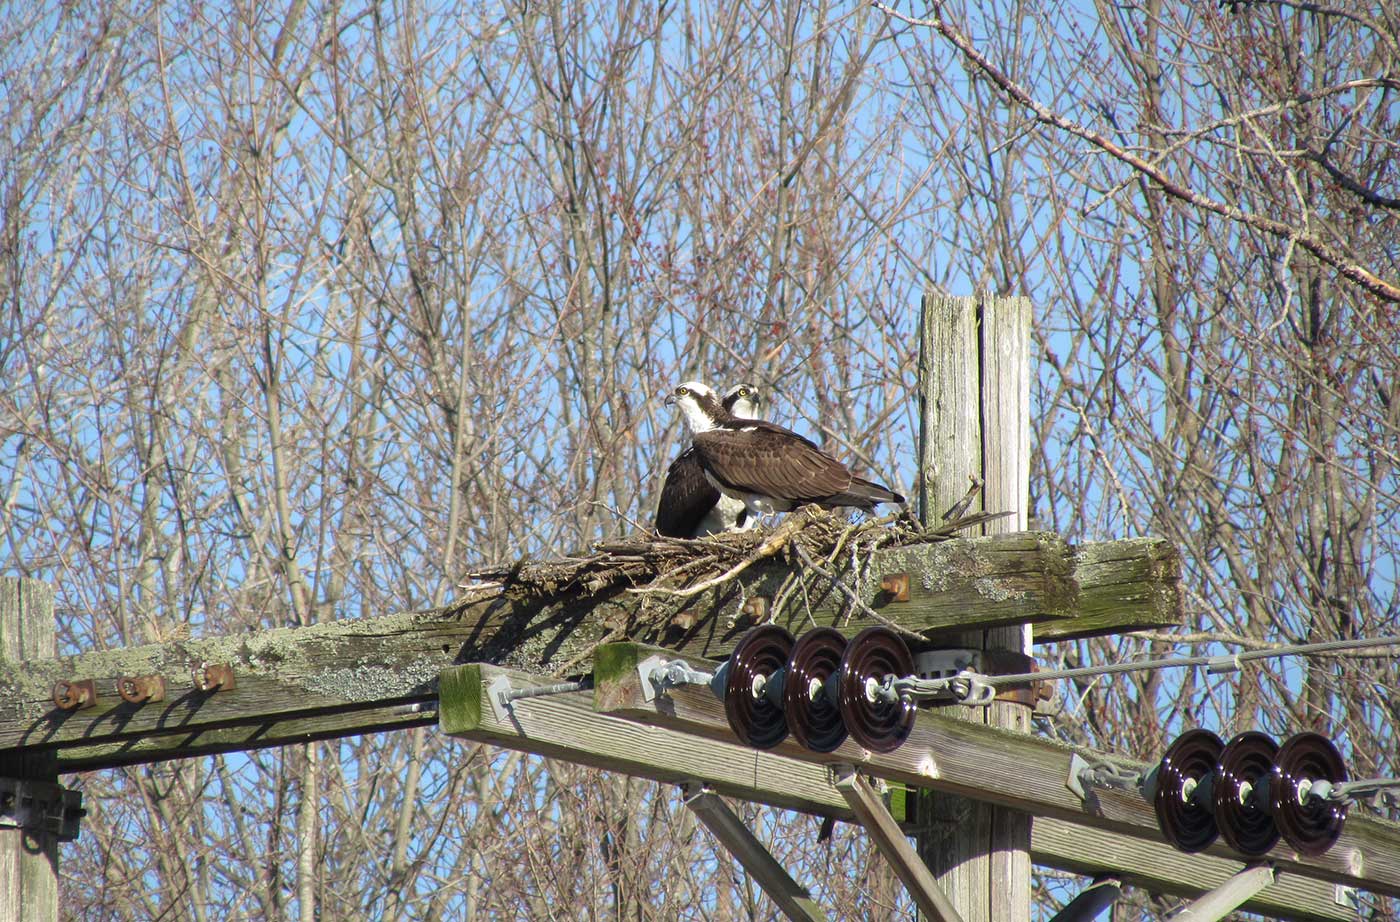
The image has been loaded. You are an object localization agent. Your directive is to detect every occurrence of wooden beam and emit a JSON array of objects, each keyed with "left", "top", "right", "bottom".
[
  {"left": 0, "top": 534, "right": 1176, "bottom": 770},
  {"left": 1, "top": 578, "right": 59, "bottom": 922},
  {"left": 1033, "top": 537, "right": 1183, "bottom": 642},
  {"left": 587, "top": 644, "right": 1400, "bottom": 899},
  {"left": 833, "top": 766, "right": 967, "bottom": 922},
  {"left": 50, "top": 702, "right": 436, "bottom": 773},
  {"left": 440, "top": 661, "right": 1356, "bottom": 922},
  {"left": 682, "top": 784, "right": 829, "bottom": 922},
  {"left": 1028, "top": 821, "right": 1354, "bottom": 920},
  {"left": 1171, "top": 865, "right": 1277, "bottom": 921}
]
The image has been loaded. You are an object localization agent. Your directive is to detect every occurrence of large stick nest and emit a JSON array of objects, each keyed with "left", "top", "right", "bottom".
[
  {"left": 458, "top": 484, "right": 1007, "bottom": 675},
  {"left": 464, "top": 504, "right": 1007, "bottom": 604}
]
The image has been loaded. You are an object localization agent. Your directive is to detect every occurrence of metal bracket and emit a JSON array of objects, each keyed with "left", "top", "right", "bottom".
[
  {"left": 637, "top": 655, "right": 669, "bottom": 702},
  {"left": 0, "top": 777, "right": 86, "bottom": 842},
  {"left": 52, "top": 679, "right": 98, "bottom": 711},
  {"left": 117, "top": 674, "right": 166, "bottom": 704},
  {"left": 912, "top": 649, "right": 979, "bottom": 680},
  {"left": 487, "top": 675, "right": 514, "bottom": 723},
  {"left": 637, "top": 655, "right": 718, "bottom": 702},
  {"left": 193, "top": 662, "right": 236, "bottom": 693},
  {"left": 1066, "top": 753, "right": 1091, "bottom": 801},
  {"left": 1067, "top": 753, "right": 1143, "bottom": 802}
]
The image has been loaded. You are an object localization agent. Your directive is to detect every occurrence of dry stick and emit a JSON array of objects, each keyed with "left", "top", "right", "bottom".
[
  {"left": 768, "top": 569, "right": 808, "bottom": 629},
  {"left": 941, "top": 474, "right": 985, "bottom": 524},
  {"left": 636, "top": 553, "right": 726, "bottom": 590},
  {"left": 789, "top": 541, "right": 926, "bottom": 642},
  {"left": 627, "top": 511, "right": 816, "bottom": 599}
]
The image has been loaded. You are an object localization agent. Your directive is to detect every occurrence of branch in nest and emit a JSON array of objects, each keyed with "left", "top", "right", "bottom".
[
  {"left": 626, "top": 509, "right": 820, "bottom": 599},
  {"left": 789, "top": 542, "right": 927, "bottom": 643},
  {"left": 941, "top": 474, "right": 985, "bottom": 523}
]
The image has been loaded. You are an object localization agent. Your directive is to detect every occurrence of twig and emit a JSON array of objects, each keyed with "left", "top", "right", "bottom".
[
  {"left": 941, "top": 474, "right": 985, "bottom": 523},
  {"left": 790, "top": 542, "right": 925, "bottom": 642},
  {"left": 626, "top": 511, "right": 815, "bottom": 598}
]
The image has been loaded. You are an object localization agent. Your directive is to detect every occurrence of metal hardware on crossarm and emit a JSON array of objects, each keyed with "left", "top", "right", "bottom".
[{"left": 0, "top": 777, "right": 86, "bottom": 842}]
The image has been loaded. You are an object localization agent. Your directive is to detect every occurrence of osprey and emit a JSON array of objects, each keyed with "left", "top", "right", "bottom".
[
  {"left": 665, "top": 381, "right": 904, "bottom": 520},
  {"left": 655, "top": 384, "right": 763, "bottom": 538}
]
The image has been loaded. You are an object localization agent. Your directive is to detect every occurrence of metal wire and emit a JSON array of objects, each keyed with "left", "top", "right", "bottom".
[{"left": 880, "top": 635, "right": 1400, "bottom": 703}]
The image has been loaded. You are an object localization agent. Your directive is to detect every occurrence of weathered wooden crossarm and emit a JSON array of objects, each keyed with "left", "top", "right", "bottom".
[
  {"left": 1034, "top": 537, "right": 1182, "bottom": 642},
  {"left": 439, "top": 662, "right": 1356, "bottom": 922},
  {"left": 589, "top": 643, "right": 1400, "bottom": 900},
  {"left": 0, "top": 534, "right": 1178, "bottom": 769}
]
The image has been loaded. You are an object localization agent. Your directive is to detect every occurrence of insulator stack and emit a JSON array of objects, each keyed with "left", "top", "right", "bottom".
[
  {"left": 1212, "top": 731, "right": 1280, "bottom": 857},
  {"left": 836, "top": 627, "right": 917, "bottom": 753},
  {"left": 1149, "top": 727, "right": 1351, "bottom": 858},
  {"left": 1271, "top": 731, "right": 1349, "bottom": 856},
  {"left": 1151, "top": 728, "right": 1224, "bottom": 853}
]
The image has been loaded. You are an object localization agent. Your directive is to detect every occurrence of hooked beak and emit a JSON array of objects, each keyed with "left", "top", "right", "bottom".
[{"left": 663, "top": 394, "right": 676, "bottom": 407}]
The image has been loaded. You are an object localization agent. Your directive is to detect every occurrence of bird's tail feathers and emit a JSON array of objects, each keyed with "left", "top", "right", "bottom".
[{"left": 818, "top": 476, "right": 905, "bottom": 510}]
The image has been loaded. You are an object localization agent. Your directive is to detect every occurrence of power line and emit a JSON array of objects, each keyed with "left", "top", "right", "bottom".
[{"left": 883, "top": 635, "right": 1400, "bottom": 706}]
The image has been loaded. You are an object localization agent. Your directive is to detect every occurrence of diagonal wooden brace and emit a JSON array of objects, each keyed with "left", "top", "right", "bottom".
[
  {"left": 832, "top": 764, "right": 966, "bottom": 922},
  {"left": 682, "top": 782, "right": 828, "bottom": 922}
]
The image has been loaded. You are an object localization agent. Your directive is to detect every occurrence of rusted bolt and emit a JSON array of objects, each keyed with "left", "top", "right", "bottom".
[
  {"left": 192, "top": 662, "right": 236, "bottom": 693},
  {"left": 879, "top": 572, "right": 910, "bottom": 603},
  {"left": 117, "top": 674, "right": 166, "bottom": 704},
  {"left": 52, "top": 679, "right": 98, "bottom": 711},
  {"left": 741, "top": 596, "right": 770, "bottom": 622}
]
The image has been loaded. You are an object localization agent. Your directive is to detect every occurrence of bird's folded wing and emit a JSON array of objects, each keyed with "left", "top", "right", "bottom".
[
  {"left": 694, "top": 427, "right": 852, "bottom": 500},
  {"left": 655, "top": 448, "right": 721, "bottom": 537}
]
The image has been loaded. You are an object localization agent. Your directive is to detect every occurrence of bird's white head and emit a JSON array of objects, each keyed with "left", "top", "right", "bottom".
[
  {"left": 665, "top": 381, "right": 725, "bottom": 434},
  {"left": 723, "top": 383, "right": 762, "bottom": 420}
]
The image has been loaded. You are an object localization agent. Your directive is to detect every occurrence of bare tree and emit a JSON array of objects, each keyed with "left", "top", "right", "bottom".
[{"left": 2, "top": 0, "right": 1396, "bottom": 918}]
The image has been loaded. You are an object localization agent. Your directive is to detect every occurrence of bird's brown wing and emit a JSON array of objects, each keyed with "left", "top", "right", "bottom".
[
  {"left": 655, "top": 448, "right": 720, "bottom": 537},
  {"left": 694, "top": 423, "right": 852, "bottom": 503}
]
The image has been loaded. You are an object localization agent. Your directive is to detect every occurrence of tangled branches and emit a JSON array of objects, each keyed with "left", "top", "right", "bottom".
[{"left": 462, "top": 505, "right": 1008, "bottom": 608}]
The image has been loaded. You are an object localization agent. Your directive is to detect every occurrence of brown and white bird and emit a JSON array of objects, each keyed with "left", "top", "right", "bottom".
[
  {"left": 655, "top": 384, "right": 763, "bottom": 538},
  {"left": 664, "top": 381, "right": 904, "bottom": 521}
]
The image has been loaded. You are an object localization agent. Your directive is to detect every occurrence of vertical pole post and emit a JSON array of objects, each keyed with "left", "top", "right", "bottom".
[
  {"left": 0, "top": 577, "right": 60, "bottom": 922},
  {"left": 916, "top": 293, "right": 1032, "bottom": 922}
]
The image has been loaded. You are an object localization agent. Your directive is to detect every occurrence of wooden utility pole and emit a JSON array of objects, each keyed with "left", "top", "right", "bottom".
[
  {"left": 0, "top": 577, "right": 59, "bottom": 922},
  {"left": 916, "top": 293, "right": 1033, "bottom": 922}
]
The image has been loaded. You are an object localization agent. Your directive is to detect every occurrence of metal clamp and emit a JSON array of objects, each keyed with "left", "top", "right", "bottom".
[
  {"left": 52, "top": 679, "right": 98, "bottom": 711},
  {"left": 192, "top": 662, "right": 236, "bottom": 693},
  {"left": 0, "top": 777, "right": 86, "bottom": 842},
  {"left": 117, "top": 674, "right": 166, "bottom": 704},
  {"left": 1308, "top": 777, "right": 1400, "bottom": 806},
  {"left": 1066, "top": 752, "right": 1143, "bottom": 801},
  {"left": 946, "top": 674, "right": 997, "bottom": 707},
  {"left": 486, "top": 675, "right": 589, "bottom": 722},
  {"left": 637, "top": 655, "right": 720, "bottom": 702}
]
